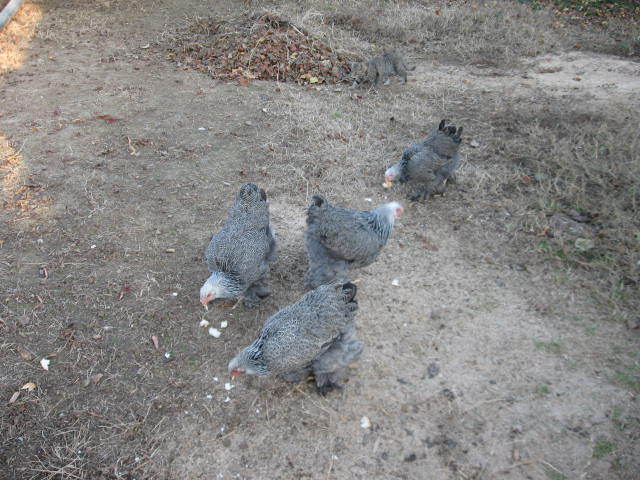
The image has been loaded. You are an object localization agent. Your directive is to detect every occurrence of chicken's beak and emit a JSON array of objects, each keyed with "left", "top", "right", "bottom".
[
  {"left": 384, "top": 174, "right": 395, "bottom": 184},
  {"left": 200, "top": 293, "right": 214, "bottom": 306}
]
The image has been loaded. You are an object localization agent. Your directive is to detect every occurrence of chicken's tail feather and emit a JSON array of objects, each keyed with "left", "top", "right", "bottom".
[
  {"left": 311, "top": 195, "right": 326, "bottom": 208},
  {"left": 306, "top": 195, "right": 328, "bottom": 225},
  {"left": 341, "top": 282, "right": 357, "bottom": 303}
]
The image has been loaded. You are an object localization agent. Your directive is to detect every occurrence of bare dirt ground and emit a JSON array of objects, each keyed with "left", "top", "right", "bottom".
[{"left": 1, "top": 1, "right": 638, "bottom": 479}]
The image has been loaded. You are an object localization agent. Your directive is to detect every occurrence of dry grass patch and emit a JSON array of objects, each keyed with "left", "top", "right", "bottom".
[
  {"left": 475, "top": 101, "right": 640, "bottom": 315},
  {"left": 0, "top": 2, "right": 42, "bottom": 75},
  {"left": 323, "top": 0, "right": 564, "bottom": 66},
  {"left": 1, "top": 135, "right": 53, "bottom": 224},
  {"left": 264, "top": 0, "right": 639, "bottom": 67}
]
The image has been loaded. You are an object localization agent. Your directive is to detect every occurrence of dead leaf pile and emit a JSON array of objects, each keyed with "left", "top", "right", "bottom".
[{"left": 167, "top": 13, "right": 352, "bottom": 85}]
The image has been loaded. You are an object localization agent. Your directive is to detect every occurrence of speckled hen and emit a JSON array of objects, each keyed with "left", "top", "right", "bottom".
[
  {"left": 304, "top": 195, "right": 403, "bottom": 290},
  {"left": 200, "top": 183, "right": 276, "bottom": 307},
  {"left": 385, "top": 119, "right": 463, "bottom": 201},
  {"left": 228, "top": 282, "right": 362, "bottom": 395}
]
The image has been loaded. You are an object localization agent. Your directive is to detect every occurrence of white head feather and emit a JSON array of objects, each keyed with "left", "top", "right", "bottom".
[
  {"left": 376, "top": 201, "right": 404, "bottom": 224},
  {"left": 199, "top": 272, "right": 238, "bottom": 305},
  {"left": 385, "top": 164, "right": 401, "bottom": 182}
]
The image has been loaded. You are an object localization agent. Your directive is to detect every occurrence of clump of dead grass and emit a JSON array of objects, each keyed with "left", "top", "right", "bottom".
[
  {"left": 275, "top": 0, "right": 638, "bottom": 68},
  {"left": 480, "top": 101, "right": 640, "bottom": 313},
  {"left": 18, "top": 418, "right": 164, "bottom": 480},
  {"left": 324, "top": 0, "right": 564, "bottom": 66},
  {"left": 1, "top": 135, "right": 52, "bottom": 223},
  {"left": 0, "top": 3, "right": 42, "bottom": 75}
]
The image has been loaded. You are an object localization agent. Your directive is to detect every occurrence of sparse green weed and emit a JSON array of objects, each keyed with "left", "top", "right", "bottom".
[
  {"left": 593, "top": 439, "right": 617, "bottom": 459},
  {"left": 534, "top": 340, "right": 564, "bottom": 354},
  {"left": 538, "top": 385, "right": 552, "bottom": 395},
  {"left": 614, "top": 366, "right": 640, "bottom": 392},
  {"left": 544, "top": 466, "right": 568, "bottom": 480}
]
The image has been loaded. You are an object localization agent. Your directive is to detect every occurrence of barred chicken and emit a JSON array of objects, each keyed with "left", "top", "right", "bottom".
[
  {"left": 304, "top": 195, "right": 403, "bottom": 290},
  {"left": 200, "top": 183, "right": 276, "bottom": 307},
  {"left": 228, "top": 282, "right": 362, "bottom": 395},
  {"left": 385, "top": 119, "right": 463, "bottom": 201}
]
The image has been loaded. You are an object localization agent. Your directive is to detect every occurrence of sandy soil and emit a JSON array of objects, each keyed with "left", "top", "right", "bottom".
[{"left": 1, "top": 1, "right": 638, "bottom": 479}]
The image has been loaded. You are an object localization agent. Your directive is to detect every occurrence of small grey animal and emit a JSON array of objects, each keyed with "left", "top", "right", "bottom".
[
  {"left": 304, "top": 195, "right": 403, "bottom": 290},
  {"left": 228, "top": 282, "right": 362, "bottom": 395},
  {"left": 200, "top": 183, "right": 276, "bottom": 307},
  {"left": 349, "top": 50, "right": 415, "bottom": 87},
  {"left": 385, "top": 119, "right": 463, "bottom": 201}
]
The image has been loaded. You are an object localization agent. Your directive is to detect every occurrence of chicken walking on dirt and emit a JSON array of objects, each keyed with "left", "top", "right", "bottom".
[
  {"left": 200, "top": 183, "right": 277, "bottom": 308},
  {"left": 304, "top": 195, "right": 403, "bottom": 290},
  {"left": 385, "top": 119, "right": 463, "bottom": 201},
  {"left": 228, "top": 282, "right": 362, "bottom": 395}
]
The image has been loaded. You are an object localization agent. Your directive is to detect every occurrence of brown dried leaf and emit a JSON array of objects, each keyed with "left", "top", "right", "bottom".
[
  {"left": 95, "top": 114, "right": 120, "bottom": 123},
  {"left": 8, "top": 391, "right": 20, "bottom": 404},
  {"left": 151, "top": 335, "right": 160, "bottom": 350},
  {"left": 513, "top": 448, "right": 521, "bottom": 461},
  {"left": 91, "top": 374, "right": 104, "bottom": 384},
  {"left": 238, "top": 77, "right": 250, "bottom": 87},
  {"left": 419, "top": 235, "right": 439, "bottom": 251},
  {"left": 17, "top": 346, "right": 32, "bottom": 361},
  {"left": 537, "top": 226, "right": 550, "bottom": 237},
  {"left": 60, "top": 328, "right": 74, "bottom": 339}
]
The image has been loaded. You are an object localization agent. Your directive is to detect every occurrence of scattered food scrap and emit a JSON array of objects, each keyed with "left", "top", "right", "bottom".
[{"left": 360, "top": 416, "right": 372, "bottom": 429}]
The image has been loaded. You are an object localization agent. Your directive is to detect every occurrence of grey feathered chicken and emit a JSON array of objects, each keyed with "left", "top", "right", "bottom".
[
  {"left": 200, "top": 183, "right": 276, "bottom": 307},
  {"left": 385, "top": 119, "right": 463, "bottom": 201},
  {"left": 228, "top": 282, "right": 362, "bottom": 395},
  {"left": 304, "top": 195, "right": 403, "bottom": 290}
]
